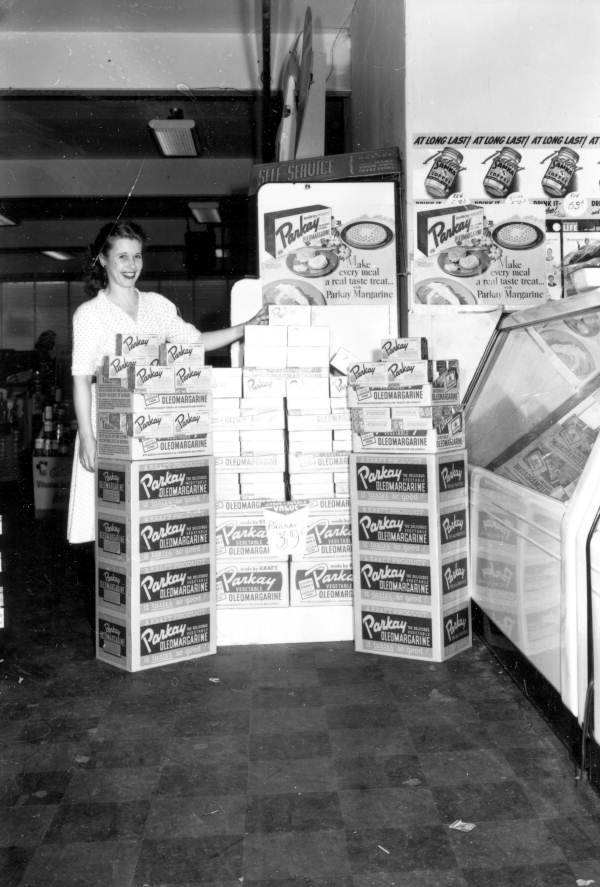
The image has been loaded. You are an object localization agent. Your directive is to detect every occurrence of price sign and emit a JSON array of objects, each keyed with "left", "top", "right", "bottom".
[
  {"left": 263, "top": 501, "right": 310, "bottom": 558},
  {"left": 563, "top": 191, "right": 588, "bottom": 217}
]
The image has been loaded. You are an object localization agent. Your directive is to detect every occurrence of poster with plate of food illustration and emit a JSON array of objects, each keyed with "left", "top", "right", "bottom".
[
  {"left": 257, "top": 181, "right": 398, "bottom": 334},
  {"left": 411, "top": 199, "right": 548, "bottom": 311}
]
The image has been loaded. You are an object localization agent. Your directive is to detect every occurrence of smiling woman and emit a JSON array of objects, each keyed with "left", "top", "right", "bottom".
[{"left": 67, "top": 219, "right": 268, "bottom": 545}]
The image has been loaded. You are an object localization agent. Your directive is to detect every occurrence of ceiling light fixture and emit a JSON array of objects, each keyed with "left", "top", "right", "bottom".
[
  {"left": 0, "top": 212, "right": 17, "bottom": 226},
  {"left": 149, "top": 110, "right": 200, "bottom": 157},
  {"left": 41, "top": 250, "right": 75, "bottom": 261},
  {"left": 188, "top": 201, "right": 221, "bottom": 223}
]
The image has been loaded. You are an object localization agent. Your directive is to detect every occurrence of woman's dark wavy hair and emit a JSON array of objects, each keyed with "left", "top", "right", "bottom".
[{"left": 83, "top": 220, "right": 148, "bottom": 297}]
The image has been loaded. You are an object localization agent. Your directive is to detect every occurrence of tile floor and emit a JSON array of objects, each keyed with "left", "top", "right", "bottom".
[{"left": 2, "top": 485, "right": 600, "bottom": 887}]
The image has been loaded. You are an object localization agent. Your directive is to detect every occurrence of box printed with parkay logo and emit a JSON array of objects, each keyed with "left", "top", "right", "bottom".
[
  {"left": 96, "top": 605, "right": 215, "bottom": 672},
  {"left": 352, "top": 500, "right": 468, "bottom": 557},
  {"left": 354, "top": 598, "right": 471, "bottom": 662},
  {"left": 290, "top": 559, "right": 353, "bottom": 606},
  {"left": 96, "top": 506, "right": 213, "bottom": 565},
  {"left": 216, "top": 561, "right": 289, "bottom": 608},
  {"left": 96, "top": 555, "right": 213, "bottom": 617},
  {"left": 353, "top": 549, "right": 469, "bottom": 608},
  {"left": 96, "top": 457, "right": 214, "bottom": 518},
  {"left": 350, "top": 452, "right": 468, "bottom": 508}
]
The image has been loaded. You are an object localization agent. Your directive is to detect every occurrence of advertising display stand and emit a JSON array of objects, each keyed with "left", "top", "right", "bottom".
[{"left": 466, "top": 292, "right": 600, "bottom": 728}]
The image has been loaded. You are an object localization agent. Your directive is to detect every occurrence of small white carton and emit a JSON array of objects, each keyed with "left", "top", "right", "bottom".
[
  {"left": 287, "top": 326, "right": 330, "bottom": 348},
  {"left": 115, "top": 333, "right": 162, "bottom": 359},
  {"left": 287, "top": 346, "right": 331, "bottom": 368},
  {"left": 268, "top": 304, "right": 312, "bottom": 326},
  {"left": 159, "top": 342, "right": 205, "bottom": 365}
]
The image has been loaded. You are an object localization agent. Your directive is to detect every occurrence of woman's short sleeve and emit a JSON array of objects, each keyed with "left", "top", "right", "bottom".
[{"left": 71, "top": 301, "right": 101, "bottom": 376}]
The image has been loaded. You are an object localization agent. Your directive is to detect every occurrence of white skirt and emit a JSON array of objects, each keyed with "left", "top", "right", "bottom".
[{"left": 67, "top": 385, "right": 96, "bottom": 544}]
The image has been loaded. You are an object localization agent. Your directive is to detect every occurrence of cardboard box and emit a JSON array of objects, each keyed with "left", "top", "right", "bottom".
[
  {"left": 210, "top": 368, "right": 243, "bottom": 399},
  {"left": 243, "top": 369, "right": 287, "bottom": 399},
  {"left": 244, "top": 325, "right": 288, "bottom": 348},
  {"left": 352, "top": 500, "right": 468, "bottom": 557},
  {"left": 211, "top": 409, "right": 284, "bottom": 431},
  {"left": 351, "top": 428, "right": 465, "bottom": 453},
  {"left": 97, "top": 605, "right": 216, "bottom": 671},
  {"left": 239, "top": 430, "right": 286, "bottom": 454},
  {"left": 243, "top": 345, "right": 288, "bottom": 368},
  {"left": 287, "top": 326, "right": 330, "bottom": 348},
  {"left": 354, "top": 549, "right": 469, "bottom": 607},
  {"left": 330, "top": 375, "right": 348, "bottom": 399},
  {"left": 216, "top": 560, "right": 289, "bottom": 608},
  {"left": 287, "top": 345, "right": 331, "bottom": 368},
  {"left": 268, "top": 304, "right": 312, "bottom": 326},
  {"left": 304, "top": 505, "right": 352, "bottom": 559},
  {"left": 96, "top": 430, "right": 212, "bottom": 461},
  {"left": 290, "top": 559, "right": 353, "bottom": 606},
  {"left": 96, "top": 385, "right": 212, "bottom": 413},
  {"left": 96, "top": 457, "right": 213, "bottom": 515},
  {"left": 173, "top": 365, "right": 215, "bottom": 392},
  {"left": 96, "top": 506, "right": 213, "bottom": 564},
  {"left": 96, "top": 555, "right": 213, "bottom": 615},
  {"left": 159, "top": 342, "right": 205, "bottom": 364},
  {"left": 115, "top": 333, "right": 162, "bottom": 358},
  {"left": 288, "top": 431, "right": 333, "bottom": 452},
  {"left": 97, "top": 409, "right": 210, "bottom": 439},
  {"left": 355, "top": 599, "right": 472, "bottom": 661},
  {"left": 288, "top": 452, "right": 350, "bottom": 473},
  {"left": 416, "top": 203, "right": 484, "bottom": 257},
  {"left": 350, "top": 451, "right": 468, "bottom": 507},
  {"left": 347, "top": 384, "right": 460, "bottom": 407},
  {"left": 215, "top": 512, "right": 270, "bottom": 559},
  {"left": 352, "top": 404, "right": 463, "bottom": 434},
  {"left": 214, "top": 453, "right": 286, "bottom": 474},
  {"left": 380, "top": 337, "right": 428, "bottom": 361},
  {"left": 287, "top": 411, "right": 351, "bottom": 431}
]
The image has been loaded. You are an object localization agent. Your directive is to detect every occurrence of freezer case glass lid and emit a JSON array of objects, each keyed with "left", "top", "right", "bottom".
[{"left": 466, "top": 295, "right": 600, "bottom": 502}]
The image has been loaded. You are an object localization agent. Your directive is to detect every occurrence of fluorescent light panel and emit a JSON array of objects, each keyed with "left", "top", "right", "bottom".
[
  {"left": 149, "top": 118, "right": 199, "bottom": 156},
  {"left": 188, "top": 201, "right": 221, "bottom": 223},
  {"left": 41, "top": 250, "right": 74, "bottom": 261},
  {"left": 0, "top": 212, "right": 17, "bottom": 226}
]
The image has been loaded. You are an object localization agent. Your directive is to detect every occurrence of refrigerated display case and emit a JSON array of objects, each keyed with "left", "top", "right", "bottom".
[{"left": 466, "top": 291, "right": 600, "bottom": 728}]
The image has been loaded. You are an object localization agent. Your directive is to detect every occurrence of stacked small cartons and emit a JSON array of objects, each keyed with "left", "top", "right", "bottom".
[
  {"left": 211, "top": 359, "right": 290, "bottom": 610},
  {"left": 94, "top": 335, "right": 217, "bottom": 671},
  {"left": 349, "top": 337, "right": 472, "bottom": 662}
]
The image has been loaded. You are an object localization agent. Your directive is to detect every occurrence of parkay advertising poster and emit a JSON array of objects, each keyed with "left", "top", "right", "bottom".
[
  {"left": 256, "top": 181, "right": 398, "bottom": 333},
  {"left": 409, "top": 133, "right": 600, "bottom": 309}
]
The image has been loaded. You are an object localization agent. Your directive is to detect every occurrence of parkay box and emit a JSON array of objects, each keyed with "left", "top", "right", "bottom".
[
  {"left": 159, "top": 342, "right": 205, "bottom": 365},
  {"left": 354, "top": 599, "right": 471, "bottom": 662},
  {"left": 96, "top": 605, "right": 216, "bottom": 671},
  {"left": 347, "top": 382, "right": 460, "bottom": 408},
  {"left": 354, "top": 549, "right": 469, "bottom": 608},
  {"left": 96, "top": 457, "right": 213, "bottom": 516},
  {"left": 416, "top": 203, "right": 484, "bottom": 257},
  {"left": 350, "top": 451, "right": 467, "bottom": 508},
  {"left": 263, "top": 204, "right": 331, "bottom": 258},
  {"left": 348, "top": 359, "right": 458, "bottom": 390},
  {"left": 115, "top": 333, "right": 162, "bottom": 358},
  {"left": 216, "top": 560, "right": 289, "bottom": 608},
  {"left": 290, "top": 559, "right": 353, "bottom": 606},
  {"left": 97, "top": 409, "right": 210, "bottom": 439},
  {"left": 96, "top": 429, "right": 212, "bottom": 461},
  {"left": 351, "top": 427, "right": 465, "bottom": 454},
  {"left": 304, "top": 505, "right": 352, "bottom": 559},
  {"left": 352, "top": 500, "right": 468, "bottom": 557},
  {"left": 96, "top": 506, "right": 213, "bottom": 564},
  {"left": 351, "top": 404, "right": 462, "bottom": 434},
  {"left": 96, "top": 555, "right": 213, "bottom": 616},
  {"left": 379, "top": 337, "right": 428, "bottom": 361},
  {"left": 215, "top": 512, "right": 270, "bottom": 560},
  {"left": 96, "top": 383, "right": 212, "bottom": 414}
]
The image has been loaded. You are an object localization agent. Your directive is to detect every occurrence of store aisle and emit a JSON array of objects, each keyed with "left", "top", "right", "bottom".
[{"left": 2, "top": 487, "right": 600, "bottom": 887}]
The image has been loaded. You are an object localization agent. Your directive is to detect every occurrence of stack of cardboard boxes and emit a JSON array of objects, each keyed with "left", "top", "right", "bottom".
[
  {"left": 214, "top": 304, "right": 354, "bottom": 611},
  {"left": 349, "top": 337, "right": 472, "bottom": 662},
  {"left": 93, "top": 335, "right": 217, "bottom": 671}
]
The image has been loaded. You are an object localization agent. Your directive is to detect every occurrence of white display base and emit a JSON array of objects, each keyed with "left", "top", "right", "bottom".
[{"left": 216, "top": 605, "right": 354, "bottom": 646}]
